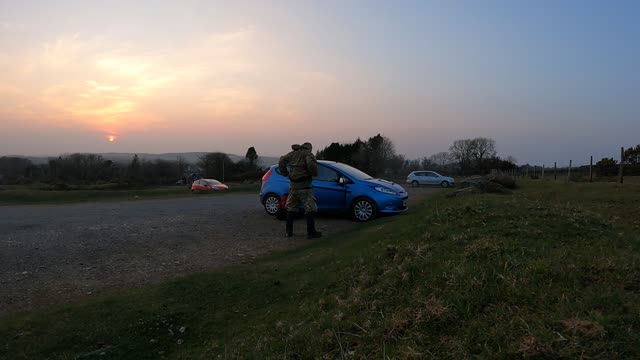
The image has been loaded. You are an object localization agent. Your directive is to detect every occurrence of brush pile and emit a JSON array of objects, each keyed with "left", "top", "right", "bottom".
[{"left": 448, "top": 175, "right": 516, "bottom": 197}]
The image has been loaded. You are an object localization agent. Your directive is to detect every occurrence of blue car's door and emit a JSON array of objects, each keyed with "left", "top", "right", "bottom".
[{"left": 313, "top": 165, "right": 346, "bottom": 211}]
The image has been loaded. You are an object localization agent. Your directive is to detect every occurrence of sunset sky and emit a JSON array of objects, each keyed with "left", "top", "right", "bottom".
[{"left": 1, "top": 0, "right": 638, "bottom": 165}]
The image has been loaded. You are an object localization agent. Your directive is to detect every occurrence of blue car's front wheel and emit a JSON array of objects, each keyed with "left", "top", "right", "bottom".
[{"left": 352, "top": 198, "right": 376, "bottom": 222}]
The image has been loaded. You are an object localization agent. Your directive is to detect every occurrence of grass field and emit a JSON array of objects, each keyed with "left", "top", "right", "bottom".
[
  {"left": 1, "top": 180, "right": 639, "bottom": 359},
  {"left": 0, "top": 183, "right": 261, "bottom": 205}
]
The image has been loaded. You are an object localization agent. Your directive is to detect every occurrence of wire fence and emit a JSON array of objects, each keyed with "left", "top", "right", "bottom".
[{"left": 511, "top": 147, "right": 639, "bottom": 184}]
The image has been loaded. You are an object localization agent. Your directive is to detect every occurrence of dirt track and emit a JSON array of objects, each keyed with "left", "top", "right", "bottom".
[{"left": 0, "top": 187, "right": 438, "bottom": 316}]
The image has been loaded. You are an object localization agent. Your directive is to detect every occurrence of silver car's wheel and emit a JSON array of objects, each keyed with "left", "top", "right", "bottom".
[
  {"left": 441, "top": 181, "right": 450, "bottom": 188},
  {"left": 264, "top": 194, "right": 280, "bottom": 216},
  {"left": 352, "top": 198, "right": 376, "bottom": 222},
  {"left": 411, "top": 180, "right": 419, "bottom": 187}
]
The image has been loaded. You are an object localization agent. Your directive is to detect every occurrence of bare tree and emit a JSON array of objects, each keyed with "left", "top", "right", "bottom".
[
  {"left": 420, "top": 157, "right": 435, "bottom": 169},
  {"left": 470, "top": 137, "right": 496, "bottom": 164},
  {"left": 449, "top": 137, "right": 497, "bottom": 174},
  {"left": 404, "top": 159, "right": 422, "bottom": 173},
  {"left": 449, "top": 139, "right": 474, "bottom": 174},
  {"left": 429, "top": 152, "right": 451, "bottom": 167}
]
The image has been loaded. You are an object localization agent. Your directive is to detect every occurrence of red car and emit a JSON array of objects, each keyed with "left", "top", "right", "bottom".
[{"left": 191, "top": 179, "right": 229, "bottom": 193}]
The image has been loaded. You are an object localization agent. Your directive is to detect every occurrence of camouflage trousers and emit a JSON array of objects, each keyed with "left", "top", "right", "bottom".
[{"left": 285, "top": 188, "right": 318, "bottom": 213}]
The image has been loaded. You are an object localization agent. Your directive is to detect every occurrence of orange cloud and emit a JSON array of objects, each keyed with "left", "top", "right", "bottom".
[{"left": 0, "top": 29, "right": 345, "bottom": 139}]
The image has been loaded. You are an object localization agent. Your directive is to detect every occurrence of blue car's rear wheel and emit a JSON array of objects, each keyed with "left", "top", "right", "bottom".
[
  {"left": 352, "top": 198, "right": 376, "bottom": 222},
  {"left": 264, "top": 194, "right": 280, "bottom": 216}
]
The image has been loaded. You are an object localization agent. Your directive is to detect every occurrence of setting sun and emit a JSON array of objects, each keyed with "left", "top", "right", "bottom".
[{"left": 107, "top": 135, "right": 116, "bottom": 142}]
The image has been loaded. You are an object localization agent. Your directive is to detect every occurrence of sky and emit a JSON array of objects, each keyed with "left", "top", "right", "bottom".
[{"left": 1, "top": 0, "right": 638, "bottom": 166}]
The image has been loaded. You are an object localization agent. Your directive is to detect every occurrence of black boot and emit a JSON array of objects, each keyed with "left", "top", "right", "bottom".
[
  {"left": 285, "top": 211, "right": 295, "bottom": 237},
  {"left": 306, "top": 212, "right": 322, "bottom": 239}
]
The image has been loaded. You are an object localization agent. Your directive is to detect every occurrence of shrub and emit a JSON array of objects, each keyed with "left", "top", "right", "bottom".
[
  {"left": 489, "top": 175, "right": 517, "bottom": 189},
  {"left": 478, "top": 181, "right": 509, "bottom": 193},
  {"left": 450, "top": 176, "right": 513, "bottom": 197}
]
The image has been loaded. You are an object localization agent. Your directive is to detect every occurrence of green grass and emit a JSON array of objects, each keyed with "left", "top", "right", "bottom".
[
  {"left": 0, "top": 183, "right": 260, "bottom": 205},
  {"left": 1, "top": 181, "right": 639, "bottom": 359}
]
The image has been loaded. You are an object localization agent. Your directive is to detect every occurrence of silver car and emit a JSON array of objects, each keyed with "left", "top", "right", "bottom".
[{"left": 406, "top": 171, "right": 455, "bottom": 188}]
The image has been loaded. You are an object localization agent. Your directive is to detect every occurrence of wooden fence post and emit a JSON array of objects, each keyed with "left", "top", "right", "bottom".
[
  {"left": 568, "top": 160, "right": 572, "bottom": 181},
  {"left": 554, "top": 162, "right": 557, "bottom": 180},
  {"left": 619, "top": 147, "right": 624, "bottom": 184},
  {"left": 590, "top": 156, "right": 593, "bottom": 182},
  {"left": 542, "top": 165, "right": 545, "bottom": 179}
]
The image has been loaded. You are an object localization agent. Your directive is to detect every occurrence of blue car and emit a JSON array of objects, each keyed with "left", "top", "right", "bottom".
[{"left": 259, "top": 160, "right": 408, "bottom": 221}]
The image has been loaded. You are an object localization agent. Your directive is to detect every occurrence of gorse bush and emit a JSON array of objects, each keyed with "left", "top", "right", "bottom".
[{"left": 489, "top": 175, "right": 517, "bottom": 189}]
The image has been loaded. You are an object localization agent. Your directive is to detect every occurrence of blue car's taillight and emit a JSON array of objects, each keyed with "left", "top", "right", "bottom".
[{"left": 262, "top": 169, "right": 273, "bottom": 182}]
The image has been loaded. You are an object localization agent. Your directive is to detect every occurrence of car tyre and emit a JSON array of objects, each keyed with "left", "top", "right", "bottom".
[
  {"left": 411, "top": 180, "right": 419, "bottom": 187},
  {"left": 352, "top": 198, "right": 376, "bottom": 222},
  {"left": 441, "top": 180, "right": 450, "bottom": 188},
  {"left": 263, "top": 193, "right": 281, "bottom": 216}
]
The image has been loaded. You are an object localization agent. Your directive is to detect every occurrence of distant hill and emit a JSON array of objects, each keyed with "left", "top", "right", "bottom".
[{"left": 7, "top": 152, "right": 280, "bottom": 167}]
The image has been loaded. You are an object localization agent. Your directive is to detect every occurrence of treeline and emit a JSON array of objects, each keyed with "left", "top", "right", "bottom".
[
  {"left": 596, "top": 144, "right": 640, "bottom": 176},
  {"left": 0, "top": 154, "right": 192, "bottom": 186},
  {"left": 5, "top": 141, "right": 636, "bottom": 186},
  {"left": 316, "top": 134, "right": 405, "bottom": 177},
  {"left": 0, "top": 147, "right": 264, "bottom": 186},
  {"left": 195, "top": 149, "right": 264, "bottom": 182},
  {"left": 316, "top": 134, "right": 517, "bottom": 177}
]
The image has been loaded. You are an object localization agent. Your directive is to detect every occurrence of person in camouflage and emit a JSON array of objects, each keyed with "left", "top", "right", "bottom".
[{"left": 278, "top": 142, "right": 322, "bottom": 239}]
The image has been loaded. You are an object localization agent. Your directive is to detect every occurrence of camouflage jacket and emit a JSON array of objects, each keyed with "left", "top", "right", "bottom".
[{"left": 278, "top": 143, "right": 318, "bottom": 189}]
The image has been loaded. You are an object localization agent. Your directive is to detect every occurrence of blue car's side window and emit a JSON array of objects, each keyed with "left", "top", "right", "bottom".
[
  {"left": 314, "top": 165, "right": 339, "bottom": 182},
  {"left": 274, "top": 165, "right": 291, "bottom": 175}
]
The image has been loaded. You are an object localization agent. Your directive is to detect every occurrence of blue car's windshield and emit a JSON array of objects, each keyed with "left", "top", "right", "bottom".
[{"left": 329, "top": 163, "right": 373, "bottom": 180}]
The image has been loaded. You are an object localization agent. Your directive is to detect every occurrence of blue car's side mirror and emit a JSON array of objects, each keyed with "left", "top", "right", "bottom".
[{"left": 338, "top": 177, "right": 352, "bottom": 185}]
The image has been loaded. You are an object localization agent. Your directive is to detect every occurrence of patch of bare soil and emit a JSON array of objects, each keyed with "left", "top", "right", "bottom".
[{"left": 0, "top": 187, "right": 437, "bottom": 316}]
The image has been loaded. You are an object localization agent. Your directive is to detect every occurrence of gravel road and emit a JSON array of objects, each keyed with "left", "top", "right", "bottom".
[{"left": 0, "top": 187, "right": 438, "bottom": 316}]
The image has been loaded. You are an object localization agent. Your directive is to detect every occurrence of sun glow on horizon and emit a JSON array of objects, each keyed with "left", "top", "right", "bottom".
[{"left": 107, "top": 135, "right": 116, "bottom": 142}]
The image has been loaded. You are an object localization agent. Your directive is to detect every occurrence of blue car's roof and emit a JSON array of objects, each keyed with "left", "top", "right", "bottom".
[{"left": 271, "top": 160, "right": 337, "bottom": 167}]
